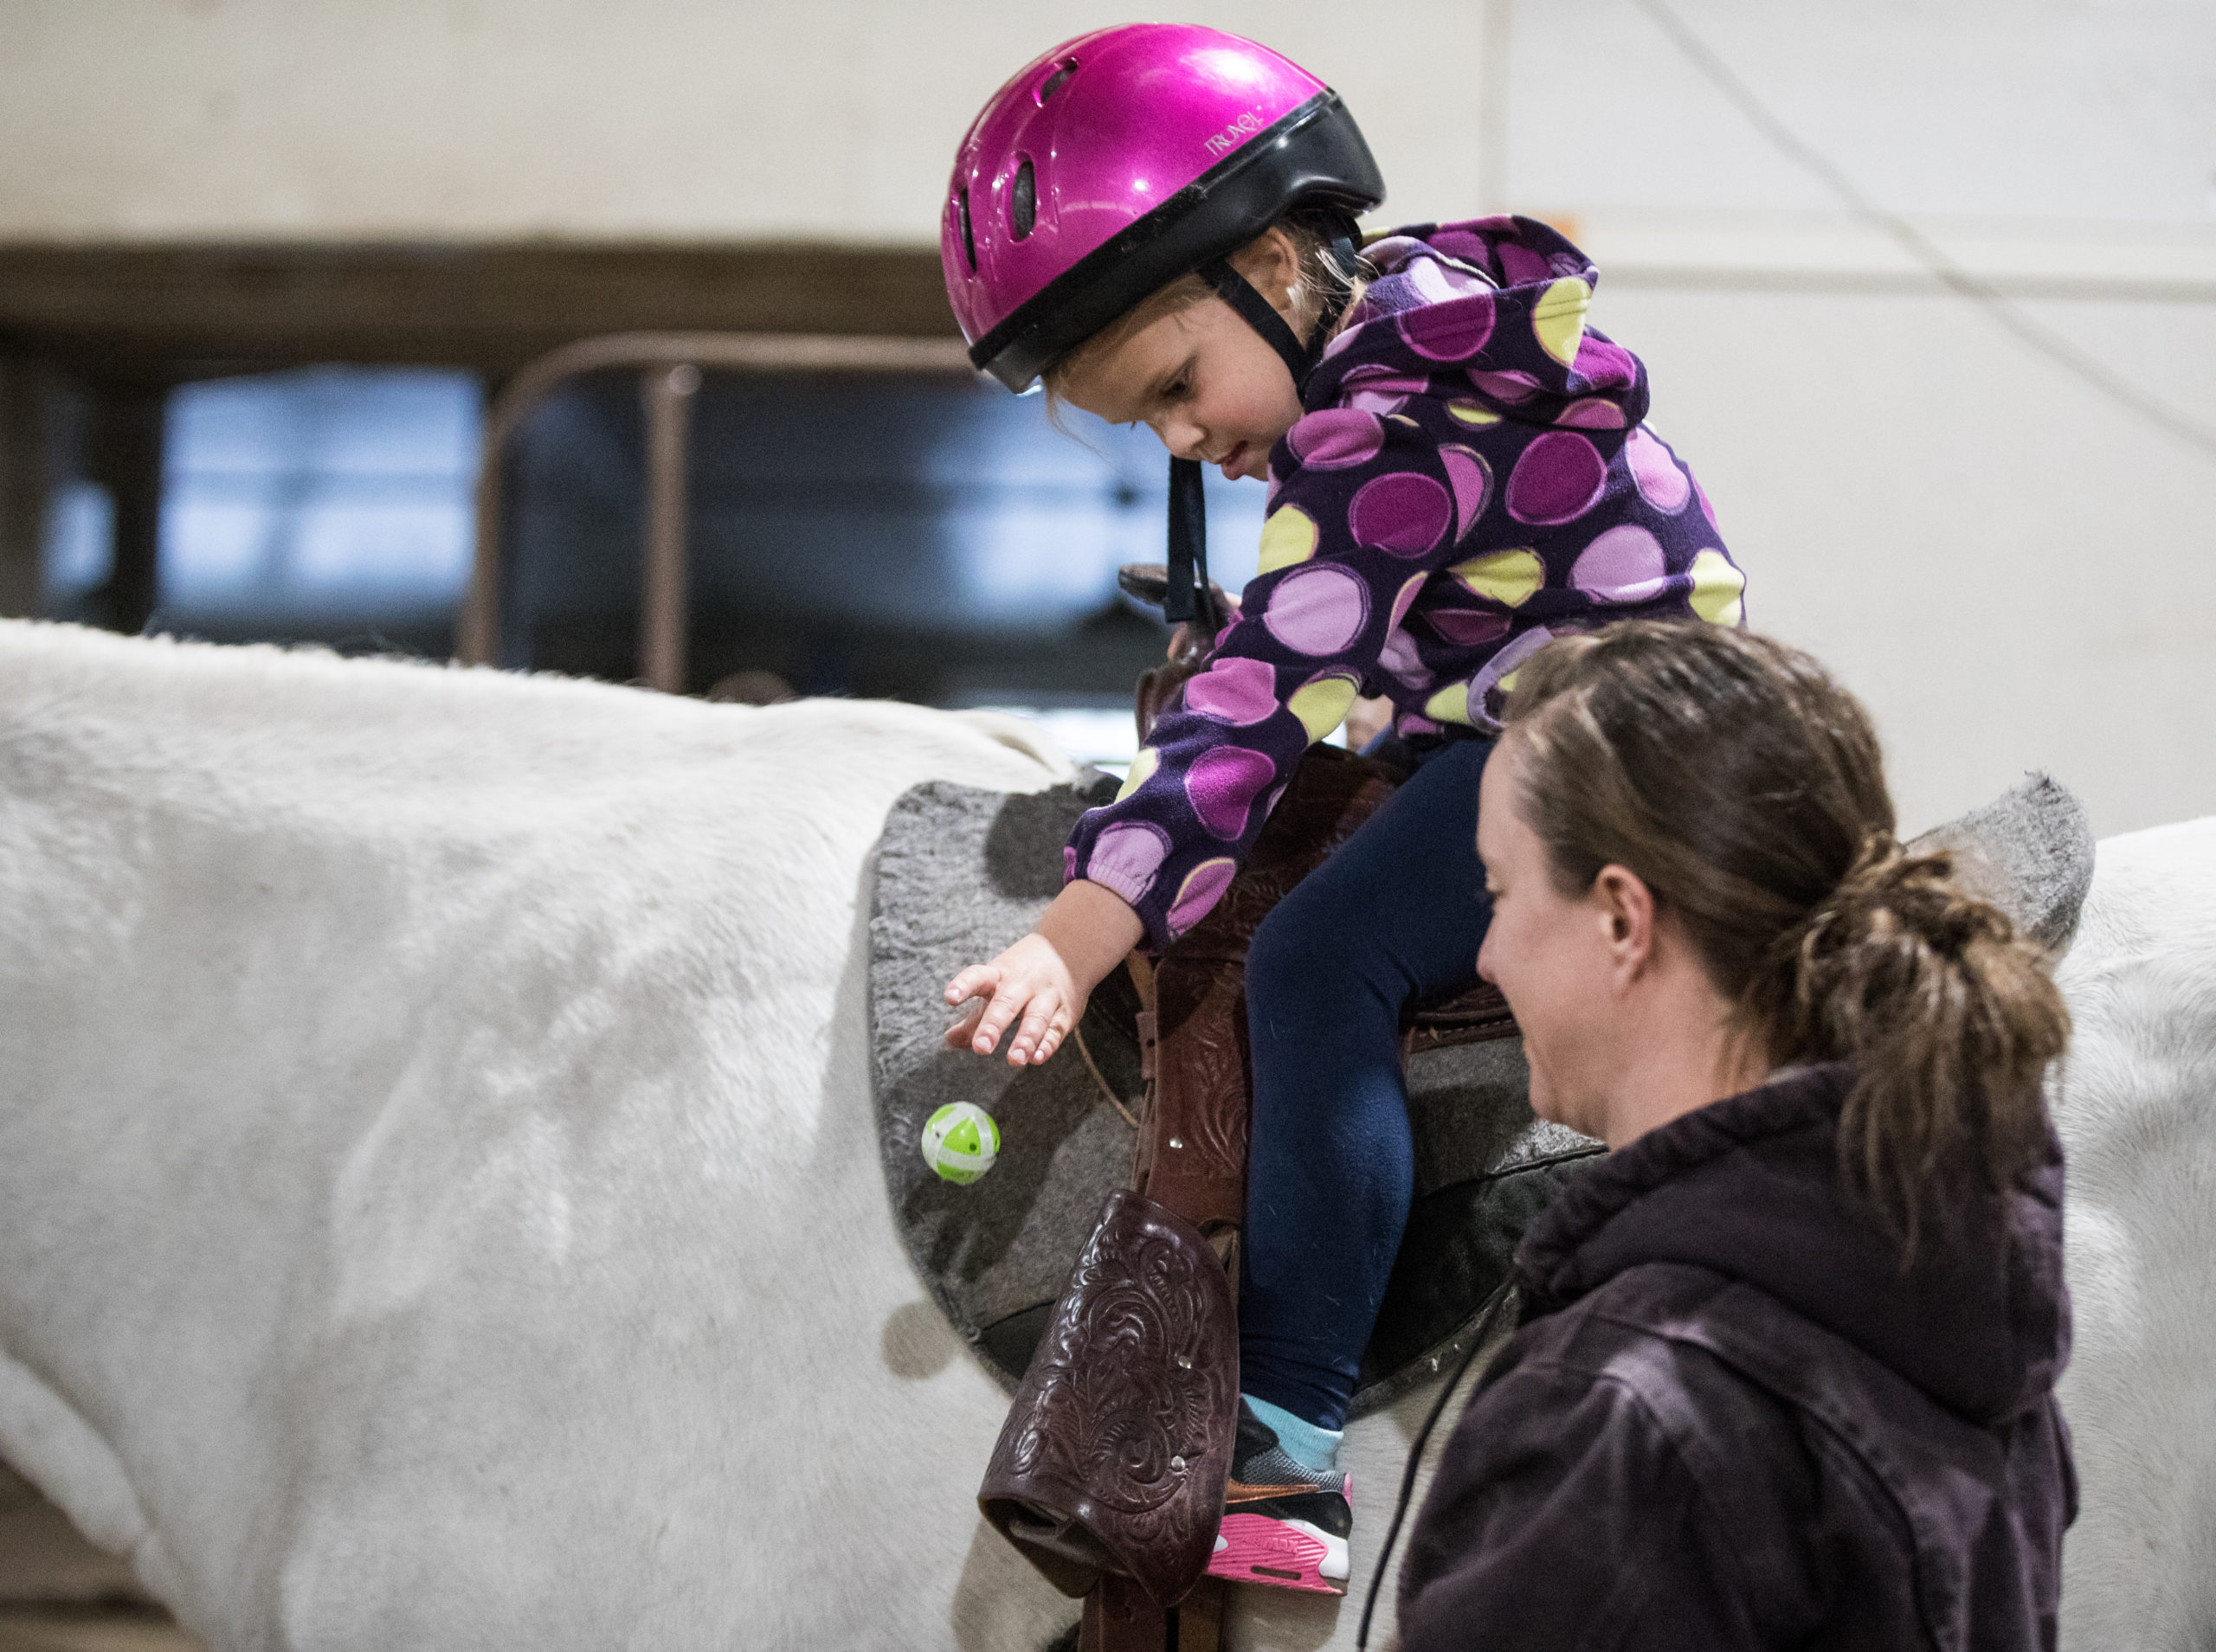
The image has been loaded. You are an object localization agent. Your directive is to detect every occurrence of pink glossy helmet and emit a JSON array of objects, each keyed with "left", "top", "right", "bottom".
[{"left": 944, "top": 24, "right": 1385, "bottom": 393}]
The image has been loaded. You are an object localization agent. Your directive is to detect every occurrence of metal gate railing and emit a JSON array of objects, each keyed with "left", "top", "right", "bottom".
[{"left": 459, "top": 332, "right": 973, "bottom": 692}]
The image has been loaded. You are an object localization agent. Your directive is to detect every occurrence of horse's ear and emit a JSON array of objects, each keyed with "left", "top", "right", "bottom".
[{"left": 1905, "top": 773, "right": 2093, "bottom": 956}]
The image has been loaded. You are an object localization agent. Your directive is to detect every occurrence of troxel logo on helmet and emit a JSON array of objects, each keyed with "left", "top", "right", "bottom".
[{"left": 1203, "top": 107, "right": 1271, "bottom": 158}]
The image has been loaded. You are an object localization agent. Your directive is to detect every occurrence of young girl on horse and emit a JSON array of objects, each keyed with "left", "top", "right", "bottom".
[{"left": 938, "top": 22, "right": 1746, "bottom": 1594}]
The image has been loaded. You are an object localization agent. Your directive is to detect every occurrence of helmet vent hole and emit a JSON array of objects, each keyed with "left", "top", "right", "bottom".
[
  {"left": 1011, "top": 158, "right": 1037, "bottom": 240},
  {"left": 1036, "top": 58, "right": 1078, "bottom": 105},
  {"left": 957, "top": 188, "right": 976, "bottom": 272}
]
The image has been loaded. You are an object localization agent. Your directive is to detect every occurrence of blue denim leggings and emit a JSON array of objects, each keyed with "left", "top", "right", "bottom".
[{"left": 1238, "top": 735, "right": 1496, "bottom": 1430}]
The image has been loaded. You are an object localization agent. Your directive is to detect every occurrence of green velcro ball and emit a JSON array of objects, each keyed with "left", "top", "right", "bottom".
[{"left": 921, "top": 1101, "right": 1002, "bottom": 1186}]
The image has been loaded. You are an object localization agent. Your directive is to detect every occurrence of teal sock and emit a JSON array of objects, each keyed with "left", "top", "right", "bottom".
[{"left": 1244, "top": 1393, "right": 1343, "bottom": 1474}]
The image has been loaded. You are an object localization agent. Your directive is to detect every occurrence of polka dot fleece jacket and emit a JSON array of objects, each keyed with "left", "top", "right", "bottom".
[{"left": 1066, "top": 216, "right": 1748, "bottom": 952}]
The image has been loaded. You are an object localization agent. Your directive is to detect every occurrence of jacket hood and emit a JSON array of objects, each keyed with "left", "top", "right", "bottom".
[
  {"left": 1306, "top": 215, "right": 1649, "bottom": 430},
  {"left": 1516, "top": 1064, "right": 2071, "bottom": 1426}
]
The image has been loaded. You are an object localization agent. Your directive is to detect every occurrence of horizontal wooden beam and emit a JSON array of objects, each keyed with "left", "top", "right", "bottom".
[{"left": 0, "top": 241, "right": 956, "bottom": 383}]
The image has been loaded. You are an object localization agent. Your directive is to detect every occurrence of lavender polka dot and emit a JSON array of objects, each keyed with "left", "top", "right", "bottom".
[
  {"left": 1063, "top": 845, "right": 1078, "bottom": 881},
  {"left": 1468, "top": 368, "right": 1540, "bottom": 405},
  {"left": 1437, "top": 445, "right": 1492, "bottom": 538},
  {"left": 1340, "top": 366, "right": 1430, "bottom": 418},
  {"left": 1167, "top": 858, "right": 1239, "bottom": 938},
  {"left": 1185, "top": 747, "right": 1276, "bottom": 840},
  {"left": 1265, "top": 563, "right": 1369, "bottom": 655},
  {"left": 1557, "top": 397, "right": 1626, "bottom": 430},
  {"left": 1425, "top": 606, "right": 1511, "bottom": 647},
  {"left": 1408, "top": 255, "right": 1491, "bottom": 305},
  {"left": 1570, "top": 524, "right": 1668, "bottom": 603},
  {"left": 1626, "top": 427, "right": 1691, "bottom": 513},
  {"left": 1183, "top": 653, "right": 1279, "bottom": 725},
  {"left": 1377, "top": 625, "right": 1425, "bottom": 685},
  {"left": 1085, "top": 821, "right": 1171, "bottom": 898},
  {"left": 1506, "top": 432, "right": 1607, "bottom": 525},
  {"left": 1287, "top": 408, "right": 1383, "bottom": 472},
  {"left": 1399, "top": 713, "right": 1443, "bottom": 737},
  {"left": 1697, "top": 476, "right": 1718, "bottom": 530},
  {"left": 1396, "top": 292, "right": 1494, "bottom": 362},
  {"left": 1349, "top": 472, "right": 1452, "bottom": 557}
]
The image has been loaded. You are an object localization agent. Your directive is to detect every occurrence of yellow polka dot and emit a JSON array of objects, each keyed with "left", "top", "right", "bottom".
[
  {"left": 1424, "top": 680, "right": 1472, "bottom": 725},
  {"left": 1532, "top": 277, "right": 1592, "bottom": 366},
  {"left": 1257, "top": 505, "right": 1318, "bottom": 575},
  {"left": 1688, "top": 549, "right": 1745, "bottom": 626},
  {"left": 1447, "top": 400, "right": 1502, "bottom": 427},
  {"left": 1287, "top": 673, "right": 1360, "bottom": 743},
  {"left": 1449, "top": 547, "right": 1544, "bottom": 607},
  {"left": 1498, "top": 669, "right": 1522, "bottom": 694},
  {"left": 1114, "top": 746, "right": 1159, "bottom": 800}
]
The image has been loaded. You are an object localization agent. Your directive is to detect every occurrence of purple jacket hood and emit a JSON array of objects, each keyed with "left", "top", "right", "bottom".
[
  {"left": 1308, "top": 215, "right": 1651, "bottom": 430},
  {"left": 1515, "top": 1063, "right": 2071, "bottom": 1427}
]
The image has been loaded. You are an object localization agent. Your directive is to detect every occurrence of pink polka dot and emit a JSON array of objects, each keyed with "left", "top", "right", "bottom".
[
  {"left": 1570, "top": 524, "right": 1668, "bottom": 602},
  {"left": 1574, "top": 336, "right": 1638, "bottom": 389},
  {"left": 1468, "top": 369, "right": 1540, "bottom": 405},
  {"left": 1396, "top": 293, "right": 1494, "bottom": 362},
  {"left": 1185, "top": 747, "right": 1276, "bottom": 840},
  {"left": 1288, "top": 408, "right": 1383, "bottom": 471},
  {"left": 1167, "top": 858, "right": 1239, "bottom": 938},
  {"left": 1498, "top": 242, "right": 1554, "bottom": 286},
  {"left": 1427, "top": 229, "right": 1491, "bottom": 266},
  {"left": 1349, "top": 472, "right": 1452, "bottom": 557},
  {"left": 1388, "top": 572, "right": 1427, "bottom": 632},
  {"left": 1506, "top": 432, "right": 1607, "bottom": 525},
  {"left": 1425, "top": 606, "right": 1512, "bottom": 646},
  {"left": 1062, "top": 845, "right": 1078, "bottom": 881},
  {"left": 1626, "top": 427, "right": 1691, "bottom": 513},
  {"left": 1557, "top": 397, "right": 1626, "bottom": 429},
  {"left": 1697, "top": 475, "right": 1719, "bottom": 530},
  {"left": 1264, "top": 564, "right": 1370, "bottom": 655},
  {"left": 1183, "top": 654, "right": 1279, "bottom": 725},
  {"left": 1438, "top": 445, "right": 1492, "bottom": 538},
  {"left": 1086, "top": 821, "right": 1170, "bottom": 897},
  {"left": 1398, "top": 713, "right": 1443, "bottom": 736}
]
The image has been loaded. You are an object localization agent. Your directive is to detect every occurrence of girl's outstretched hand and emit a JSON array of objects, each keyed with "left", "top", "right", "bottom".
[{"left": 944, "top": 878, "right": 1146, "bottom": 1067}]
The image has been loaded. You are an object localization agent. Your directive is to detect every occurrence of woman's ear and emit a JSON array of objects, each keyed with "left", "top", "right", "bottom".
[{"left": 1592, "top": 864, "right": 1658, "bottom": 981}]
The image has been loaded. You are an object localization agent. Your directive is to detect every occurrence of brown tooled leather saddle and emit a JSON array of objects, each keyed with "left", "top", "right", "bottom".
[{"left": 977, "top": 569, "right": 1518, "bottom": 1650}]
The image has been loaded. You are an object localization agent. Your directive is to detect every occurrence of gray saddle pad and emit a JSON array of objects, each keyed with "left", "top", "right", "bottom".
[
  {"left": 867, "top": 775, "right": 1596, "bottom": 1417},
  {"left": 866, "top": 768, "right": 2092, "bottom": 1416}
]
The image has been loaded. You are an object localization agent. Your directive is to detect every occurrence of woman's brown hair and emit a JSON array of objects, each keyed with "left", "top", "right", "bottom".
[{"left": 1503, "top": 620, "right": 2068, "bottom": 1249}]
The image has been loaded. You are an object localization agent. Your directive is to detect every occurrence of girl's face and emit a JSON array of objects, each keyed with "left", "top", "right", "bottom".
[{"left": 1056, "top": 294, "right": 1305, "bottom": 483}]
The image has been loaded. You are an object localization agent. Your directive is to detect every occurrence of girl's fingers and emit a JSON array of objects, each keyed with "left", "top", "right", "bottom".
[
  {"left": 971, "top": 980, "right": 1030, "bottom": 1057},
  {"left": 1008, "top": 994, "right": 1062, "bottom": 1066},
  {"left": 944, "top": 964, "right": 999, "bottom": 1006},
  {"left": 943, "top": 1004, "right": 984, "bottom": 1050}
]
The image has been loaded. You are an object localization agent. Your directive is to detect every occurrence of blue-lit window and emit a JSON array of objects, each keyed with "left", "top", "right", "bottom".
[{"left": 158, "top": 366, "right": 481, "bottom": 620}]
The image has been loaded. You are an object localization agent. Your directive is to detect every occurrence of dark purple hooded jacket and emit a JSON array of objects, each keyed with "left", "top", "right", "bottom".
[{"left": 1398, "top": 1064, "right": 2075, "bottom": 1651}]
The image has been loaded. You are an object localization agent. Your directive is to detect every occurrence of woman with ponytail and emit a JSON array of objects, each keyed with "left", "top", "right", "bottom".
[{"left": 1395, "top": 621, "right": 2074, "bottom": 1651}]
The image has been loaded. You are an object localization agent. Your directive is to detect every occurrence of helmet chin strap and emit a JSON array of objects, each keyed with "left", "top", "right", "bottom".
[{"left": 1162, "top": 236, "right": 1360, "bottom": 629}]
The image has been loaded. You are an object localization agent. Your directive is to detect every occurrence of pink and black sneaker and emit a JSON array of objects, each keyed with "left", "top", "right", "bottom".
[{"left": 1207, "top": 1401, "right": 1352, "bottom": 1595}]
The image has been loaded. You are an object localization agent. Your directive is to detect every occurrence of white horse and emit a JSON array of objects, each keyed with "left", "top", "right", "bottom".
[{"left": 0, "top": 619, "right": 2206, "bottom": 1651}]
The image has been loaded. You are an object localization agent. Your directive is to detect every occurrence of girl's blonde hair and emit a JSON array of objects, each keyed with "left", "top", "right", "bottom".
[
  {"left": 1040, "top": 209, "right": 1368, "bottom": 402},
  {"left": 1503, "top": 621, "right": 2069, "bottom": 1253}
]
